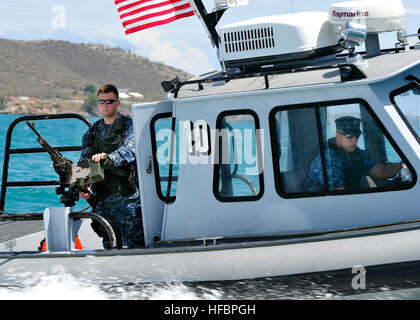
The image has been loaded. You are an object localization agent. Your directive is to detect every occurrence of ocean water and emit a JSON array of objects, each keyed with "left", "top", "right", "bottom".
[{"left": 1, "top": 113, "right": 420, "bottom": 301}]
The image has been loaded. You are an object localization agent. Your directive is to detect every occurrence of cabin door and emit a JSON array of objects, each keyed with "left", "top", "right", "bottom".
[{"left": 132, "top": 100, "right": 173, "bottom": 246}]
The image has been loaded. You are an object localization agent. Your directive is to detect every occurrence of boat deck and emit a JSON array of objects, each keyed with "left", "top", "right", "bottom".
[{"left": 0, "top": 220, "right": 43, "bottom": 244}]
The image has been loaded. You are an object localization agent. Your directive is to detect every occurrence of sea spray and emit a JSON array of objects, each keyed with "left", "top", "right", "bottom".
[
  {"left": 0, "top": 272, "right": 109, "bottom": 300},
  {"left": 0, "top": 270, "right": 224, "bottom": 300}
]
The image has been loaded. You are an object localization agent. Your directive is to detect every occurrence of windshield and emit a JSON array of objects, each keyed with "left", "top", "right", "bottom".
[{"left": 391, "top": 83, "right": 420, "bottom": 144}]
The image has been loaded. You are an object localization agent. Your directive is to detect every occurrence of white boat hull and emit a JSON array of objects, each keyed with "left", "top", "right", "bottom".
[{"left": 2, "top": 222, "right": 420, "bottom": 284}]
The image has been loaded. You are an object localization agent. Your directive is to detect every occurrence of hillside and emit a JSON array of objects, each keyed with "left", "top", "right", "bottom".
[{"left": 0, "top": 38, "right": 193, "bottom": 115}]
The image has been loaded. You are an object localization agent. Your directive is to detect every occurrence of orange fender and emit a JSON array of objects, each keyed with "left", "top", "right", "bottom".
[
  {"left": 75, "top": 236, "right": 83, "bottom": 250},
  {"left": 40, "top": 236, "right": 83, "bottom": 251}
]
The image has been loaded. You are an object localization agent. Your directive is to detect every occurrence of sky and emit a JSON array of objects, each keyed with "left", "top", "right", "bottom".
[{"left": 0, "top": 0, "right": 419, "bottom": 75}]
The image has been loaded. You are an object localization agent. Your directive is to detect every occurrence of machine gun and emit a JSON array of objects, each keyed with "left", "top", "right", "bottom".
[{"left": 26, "top": 121, "right": 104, "bottom": 207}]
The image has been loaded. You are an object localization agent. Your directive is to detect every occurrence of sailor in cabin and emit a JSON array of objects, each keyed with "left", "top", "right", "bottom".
[{"left": 306, "top": 116, "right": 413, "bottom": 191}]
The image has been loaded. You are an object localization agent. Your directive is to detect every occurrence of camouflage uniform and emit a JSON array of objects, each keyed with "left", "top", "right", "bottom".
[
  {"left": 306, "top": 138, "right": 376, "bottom": 191},
  {"left": 80, "top": 113, "right": 144, "bottom": 248}
]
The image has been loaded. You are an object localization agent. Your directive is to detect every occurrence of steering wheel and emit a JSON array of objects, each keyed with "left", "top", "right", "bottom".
[{"left": 362, "top": 173, "right": 406, "bottom": 189}]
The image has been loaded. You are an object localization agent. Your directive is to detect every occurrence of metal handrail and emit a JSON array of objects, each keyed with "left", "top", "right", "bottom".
[
  {"left": 0, "top": 113, "right": 91, "bottom": 214},
  {"left": 169, "top": 62, "right": 364, "bottom": 98},
  {"left": 164, "top": 45, "right": 418, "bottom": 98}
]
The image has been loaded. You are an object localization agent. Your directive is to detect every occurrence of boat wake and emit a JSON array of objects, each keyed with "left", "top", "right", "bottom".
[
  {"left": 2, "top": 264, "right": 420, "bottom": 300},
  {"left": 0, "top": 271, "right": 224, "bottom": 300},
  {"left": 0, "top": 272, "right": 109, "bottom": 300}
]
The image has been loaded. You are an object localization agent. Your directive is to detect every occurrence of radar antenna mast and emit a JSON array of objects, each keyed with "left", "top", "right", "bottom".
[{"left": 188, "top": 0, "right": 227, "bottom": 48}]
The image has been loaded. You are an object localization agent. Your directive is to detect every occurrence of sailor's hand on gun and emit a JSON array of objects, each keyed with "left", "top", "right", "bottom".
[
  {"left": 79, "top": 153, "right": 112, "bottom": 201},
  {"left": 92, "top": 153, "right": 113, "bottom": 169},
  {"left": 92, "top": 153, "right": 107, "bottom": 162},
  {"left": 79, "top": 186, "right": 92, "bottom": 200}
]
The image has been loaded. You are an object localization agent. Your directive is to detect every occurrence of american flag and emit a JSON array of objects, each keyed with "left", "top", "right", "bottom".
[{"left": 114, "top": 0, "right": 195, "bottom": 35}]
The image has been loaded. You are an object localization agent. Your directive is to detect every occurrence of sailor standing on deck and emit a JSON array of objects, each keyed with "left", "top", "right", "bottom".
[{"left": 79, "top": 84, "right": 144, "bottom": 249}]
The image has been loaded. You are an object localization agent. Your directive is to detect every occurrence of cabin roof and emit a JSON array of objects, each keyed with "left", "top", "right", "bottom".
[{"left": 173, "top": 49, "right": 420, "bottom": 99}]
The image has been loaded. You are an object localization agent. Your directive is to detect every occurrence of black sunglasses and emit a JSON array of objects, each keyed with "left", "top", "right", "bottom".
[{"left": 98, "top": 99, "right": 117, "bottom": 105}]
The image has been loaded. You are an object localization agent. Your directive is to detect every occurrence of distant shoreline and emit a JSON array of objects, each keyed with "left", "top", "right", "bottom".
[
  {"left": 0, "top": 96, "right": 136, "bottom": 116},
  {"left": 0, "top": 96, "right": 88, "bottom": 116}
]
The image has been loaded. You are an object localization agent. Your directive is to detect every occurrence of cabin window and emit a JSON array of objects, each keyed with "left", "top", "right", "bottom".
[
  {"left": 390, "top": 83, "right": 420, "bottom": 144},
  {"left": 214, "top": 110, "right": 264, "bottom": 202},
  {"left": 150, "top": 113, "right": 179, "bottom": 202},
  {"left": 270, "top": 99, "right": 415, "bottom": 198},
  {"left": 271, "top": 107, "right": 321, "bottom": 195}
]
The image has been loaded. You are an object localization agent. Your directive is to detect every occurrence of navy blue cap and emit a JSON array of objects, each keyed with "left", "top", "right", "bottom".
[{"left": 335, "top": 116, "right": 362, "bottom": 138}]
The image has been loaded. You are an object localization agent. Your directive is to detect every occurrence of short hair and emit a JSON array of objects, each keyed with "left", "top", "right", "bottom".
[{"left": 97, "top": 84, "right": 119, "bottom": 100}]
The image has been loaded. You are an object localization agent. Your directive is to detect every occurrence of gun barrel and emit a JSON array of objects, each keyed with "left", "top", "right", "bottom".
[
  {"left": 26, "top": 121, "right": 64, "bottom": 159},
  {"left": 26, "top": 121, "right": 42, "bottom": 139}
]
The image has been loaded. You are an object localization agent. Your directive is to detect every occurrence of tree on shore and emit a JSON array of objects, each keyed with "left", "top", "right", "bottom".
[
  {"left": 82, "top": 93, "right": 97, "bottom": 115},
  {"left": 0, "top": 96, "right": 7, "bottom": 109},
  {"left": 84, "top": 85, "right": 96, "bottom": 94}
]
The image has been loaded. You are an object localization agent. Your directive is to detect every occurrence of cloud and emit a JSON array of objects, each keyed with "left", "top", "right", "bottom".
[{"left": 125, "top": 29, "right": 215, "bottom": 75}]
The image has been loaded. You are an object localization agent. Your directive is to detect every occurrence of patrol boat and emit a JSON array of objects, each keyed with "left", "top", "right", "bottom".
[{"left": 1, "top": 0, "right": 420, "bottom": 284}]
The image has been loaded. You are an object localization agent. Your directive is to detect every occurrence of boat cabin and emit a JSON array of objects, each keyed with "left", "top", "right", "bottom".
[
  {"left": 132, "top": 1, "right": 420, "bottom": 247},
  {"left": 133, "top": 51, "right": 420, "bottom": 247}
]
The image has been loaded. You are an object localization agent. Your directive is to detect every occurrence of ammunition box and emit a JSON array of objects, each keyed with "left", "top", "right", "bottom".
[{"left": 89, "top": 160, "right": 105, "bottom": 183}]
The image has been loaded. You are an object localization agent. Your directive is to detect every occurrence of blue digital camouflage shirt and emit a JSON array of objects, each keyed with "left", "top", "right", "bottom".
[
  {"left": 80, "top": 113, "right": 143, "bottom": 248},
  {"left": 305, "top": 140, "right": 376, "bottom": 191},
  {"left": 80, "top": 113, "right": 136, "bottom": 167}
]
